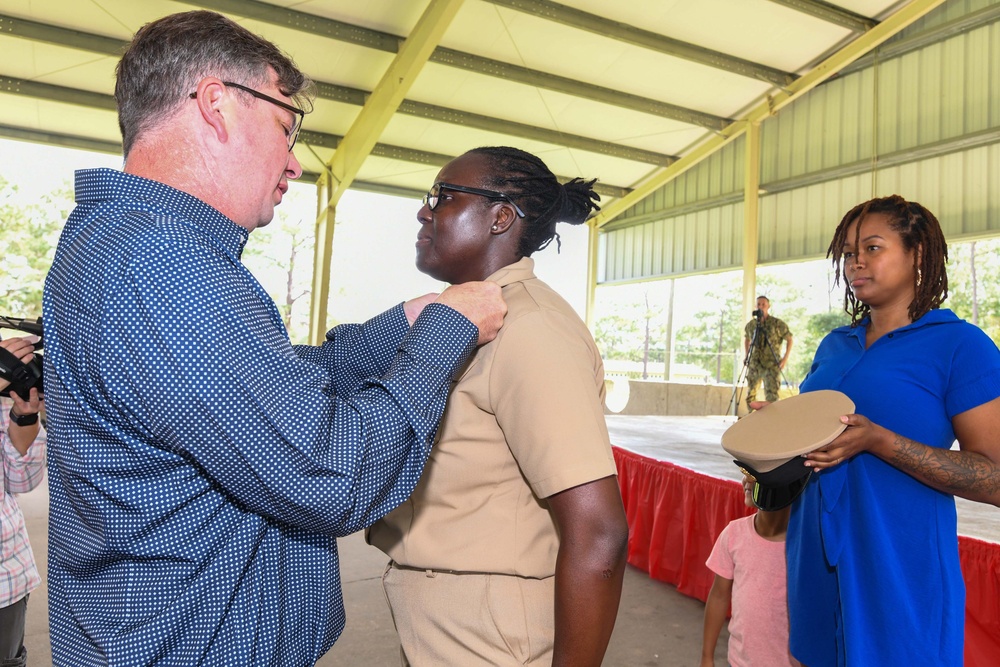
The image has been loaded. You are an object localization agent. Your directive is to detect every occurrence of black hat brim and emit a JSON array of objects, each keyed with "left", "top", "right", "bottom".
[{"left": 734, "top": 457, "right": 813, "bottom": 511}]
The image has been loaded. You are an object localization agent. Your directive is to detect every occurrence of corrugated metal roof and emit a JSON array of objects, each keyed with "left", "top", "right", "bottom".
[
  {"left": 0, "top": 0, "right": 905, "bottom": 206},
  {"left": 599, "top": 0, "right": 1000, "bottom": 284}
]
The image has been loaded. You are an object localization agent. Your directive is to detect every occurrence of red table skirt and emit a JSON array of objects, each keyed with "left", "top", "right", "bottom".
[{"left": 613, "top": 446, "right": 1000, "bottom": 666}]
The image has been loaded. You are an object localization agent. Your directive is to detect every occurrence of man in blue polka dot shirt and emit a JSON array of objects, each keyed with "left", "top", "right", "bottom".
[{"left": 42, "top": 10, "right": 505, "bottom": 666}]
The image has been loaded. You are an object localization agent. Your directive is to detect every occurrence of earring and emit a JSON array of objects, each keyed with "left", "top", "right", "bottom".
[
  {"left": 917, "top": 268, "right": 922, "bottom": 287},
  {"left": 491, "top": 224, "right": 498, "bottom": 231}
]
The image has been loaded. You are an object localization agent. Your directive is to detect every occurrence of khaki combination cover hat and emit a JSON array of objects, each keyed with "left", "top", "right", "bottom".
[{"left": 721, "top": 390, "right": 855, "bottom": 510}]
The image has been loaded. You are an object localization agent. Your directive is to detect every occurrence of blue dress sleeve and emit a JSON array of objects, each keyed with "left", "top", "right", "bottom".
[{"left": 944, "top": 323, "right": 1000, "bottom": 419}]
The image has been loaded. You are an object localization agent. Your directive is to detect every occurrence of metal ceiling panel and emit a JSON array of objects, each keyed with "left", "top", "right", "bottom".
[
  {"left": 263, "top": 0, "right": 428, "bottom": 35},
  {"left": 250, "top": 24, "right": 398, "bottom": 92},
  {"left": 0, "top": 0, "right": 936, "bottom": 223},
  {"left": 599, "top": 202, "right": 743, "bottom": 283},
  {"left": 405, "top": 64, "right": 706, "bottom": 158},
  {"left": 483, "top": 0, "right": 797, "bottom": 87},
  {"left": 444, "top": 2, "right": 772, "bottom": 119},
  {"left": 377, "top": 112, "right": 649, "bottom": 187},
  {"left": 569, "top": 0, "right": 876, "bottom": 72},
  {"left": 0, "top": 90, "right": 120, "bottom": 143}
]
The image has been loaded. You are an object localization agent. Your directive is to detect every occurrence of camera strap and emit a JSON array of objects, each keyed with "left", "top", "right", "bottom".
[
  {"left": 0, "top": 346, "right": 28, "bottom": 379},
  {"left": 0, "top": 346, "right": 41, "bottom": 399}
]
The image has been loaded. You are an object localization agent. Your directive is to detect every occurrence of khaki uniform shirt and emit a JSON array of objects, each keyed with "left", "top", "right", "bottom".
[{"left": 368, "top": 258, "right": 617, "bottom": 578}]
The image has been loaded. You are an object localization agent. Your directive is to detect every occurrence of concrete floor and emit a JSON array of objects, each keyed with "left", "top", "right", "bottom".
[
  {"left": 21, "top": 519, "right": 727, "bottom": 666},
  {"left": 18, "top": 415, "right": 999, "bottom": 664},
  {"left": 19, "top": 467, "right": 728, "bottom": 665}
]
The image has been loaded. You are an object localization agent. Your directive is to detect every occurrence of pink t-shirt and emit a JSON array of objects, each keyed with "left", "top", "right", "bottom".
[{"left": 706, "top": 514, "right": 800, "bottom": 667}]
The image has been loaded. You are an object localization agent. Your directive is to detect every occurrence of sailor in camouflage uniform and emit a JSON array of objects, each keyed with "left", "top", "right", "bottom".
[{"left": 743, "top": 296, "right": 793, "bottom": 410}]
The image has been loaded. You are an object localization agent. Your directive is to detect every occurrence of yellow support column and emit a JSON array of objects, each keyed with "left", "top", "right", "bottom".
[
  {"left": 309, "top": 172, "right": 337, "bottom": 344},
  {"left": 585, "top": 218, "right": 599, "bottom": 329},
  {"left": 743, "top": 121, "right": 761, "bottom": 319},
  {"left": 307, "top": 0, "right": 466, "bottom": 341}
]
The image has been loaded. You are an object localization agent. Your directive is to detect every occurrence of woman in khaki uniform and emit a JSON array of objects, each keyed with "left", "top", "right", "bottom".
[{"left": 368, "top": 146, "right": 629, "bottom": 667}]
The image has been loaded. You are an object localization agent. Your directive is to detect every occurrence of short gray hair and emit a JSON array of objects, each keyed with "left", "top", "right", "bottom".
[{"left": 115, "top": 10, "right": 314, "bottom": 157}]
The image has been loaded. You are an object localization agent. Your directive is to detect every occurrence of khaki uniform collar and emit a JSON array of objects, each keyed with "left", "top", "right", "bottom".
[{"left": 484, "top": 256, "right": 536, "bottom": 288}]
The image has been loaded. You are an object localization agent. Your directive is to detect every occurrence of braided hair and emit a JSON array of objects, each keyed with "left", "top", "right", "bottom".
[
  {"left": 465, "top": 146, "right": 601, "bottom": 257},
  {"left": 828, "top": 194, "right": 948, "bottom": 326}
]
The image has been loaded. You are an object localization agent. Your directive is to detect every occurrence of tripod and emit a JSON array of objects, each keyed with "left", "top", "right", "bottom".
[{"left": 729, "top": 314, "right": 786, "bottom": 417}]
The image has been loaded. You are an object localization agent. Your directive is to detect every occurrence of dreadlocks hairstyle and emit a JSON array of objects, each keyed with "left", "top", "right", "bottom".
[
  {"left": 465, "top": 146, "right": 601, "bottom": 257},
  {"left": 827, "top": 194, "right": 948, "bottom": 326}
]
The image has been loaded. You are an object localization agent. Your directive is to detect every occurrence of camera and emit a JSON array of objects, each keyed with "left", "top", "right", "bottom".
[
  {"left": 752, "top": 309, "right": 764, "bottom": 319},
  {"left": 0, "top": 316, "right": 44, "bottom": 401}
]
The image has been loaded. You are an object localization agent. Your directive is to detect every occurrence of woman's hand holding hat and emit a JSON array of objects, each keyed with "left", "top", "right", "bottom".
[
  {"left": 804, "top": 413, "right": 893, "bottom": 471},
  {"left": 722, "top": 390, "right": 854, "bottom": 509}
]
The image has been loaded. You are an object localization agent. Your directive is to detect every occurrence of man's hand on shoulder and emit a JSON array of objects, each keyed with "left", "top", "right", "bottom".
[
  {"left": 403, "top": 293, "right": 440, "bottom": 325},
  {"left": 435, "top": 282, "right": 507, "bottom": 346}
]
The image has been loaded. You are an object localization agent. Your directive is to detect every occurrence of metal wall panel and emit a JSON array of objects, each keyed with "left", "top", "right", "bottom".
[
  {"left": 600, "top": 1, "right": 1000, "bottom": 284},
  {"left": 759, "top": 142, "right": 1000, "bottom": 264},
  {"left": 760, "top": 177, "right": 874, "bottom": 264},
  {"left": 612, "top": 139, "right": 744, "bottom": 225},
  {"left": 902, "top": 0, "right": 998, "bottom": 33},
  {"left": 760, "top": 69, "right": 877, "bottom": 183},
  {"left": 876, "top": 141, "right": 1000, "bottom": 239},
  {"left": 599, "top": 203, "right": 742, "bottom": 283},
  {"left": 875, "top": 20, "right": 1000, "bottom": 154}
]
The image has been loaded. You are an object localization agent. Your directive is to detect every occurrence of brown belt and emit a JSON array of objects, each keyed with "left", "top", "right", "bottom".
[{"left": 388, "top": 561, "right": 483, "bottom": 576}]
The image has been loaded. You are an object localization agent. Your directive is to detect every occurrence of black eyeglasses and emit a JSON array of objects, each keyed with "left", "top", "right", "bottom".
[
  {"left": 189, "top": 81, "right": 305, "bottom": 151},
  {"left": 422, "top": 182, "right": 525, "bottom": 218}
]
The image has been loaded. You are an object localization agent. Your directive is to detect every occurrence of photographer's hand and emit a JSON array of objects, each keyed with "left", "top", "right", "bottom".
[
  {"left": 3, "top": 337, "right": 43, "bottom": 455},
  {"left": 6, "top": 386, "right": 42, "bottom": 455},
  {"left": 0, "top": 336, "right": 39, "bottom": 393}
]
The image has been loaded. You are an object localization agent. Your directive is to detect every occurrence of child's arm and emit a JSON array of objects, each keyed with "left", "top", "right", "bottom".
[{"left": 700, "top": 574, "right": 733, "bottom": 667}]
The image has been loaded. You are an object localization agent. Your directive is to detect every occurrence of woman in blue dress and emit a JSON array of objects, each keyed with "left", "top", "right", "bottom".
[{"left": 787, "top": 195, "right": 1000, "bottom": 666}]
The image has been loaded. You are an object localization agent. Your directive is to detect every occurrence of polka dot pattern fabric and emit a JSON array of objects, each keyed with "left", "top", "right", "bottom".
[{"left": 42, "top": 168, "right": 478, "bottom": 666}]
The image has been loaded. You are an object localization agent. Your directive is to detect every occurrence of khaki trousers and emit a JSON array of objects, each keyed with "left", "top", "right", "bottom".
[{"left": 382, "top": 562, "right": 555, "bottom": 666}]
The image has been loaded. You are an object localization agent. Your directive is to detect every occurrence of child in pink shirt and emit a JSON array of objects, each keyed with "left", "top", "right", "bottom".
[{"left": 700, "top": 475, "right": 800, "bottom": 667}]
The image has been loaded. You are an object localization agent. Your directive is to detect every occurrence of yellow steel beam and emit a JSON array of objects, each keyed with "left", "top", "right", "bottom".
[
  {"left": 742, "top": 121, "right": 761, "bottom": 321},
  {"left": 591, "top": 0, "right": 948, "bottom": 229},
  {"left": 308, "top": 0, "right": 465, "bottom": 341},
  {"left": 324, "top": 0, "right": 465, "bottom": 205},
  {"left": 585, "top": 218, "right": 600, "bottom": 328},
  {"left": 309, "top": 172, "right": 336, "bottom": 344}
]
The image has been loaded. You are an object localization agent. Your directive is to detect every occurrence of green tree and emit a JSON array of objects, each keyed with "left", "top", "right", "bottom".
[
  {"left": 593, "top": 313, "right": 643, "bottom": 361},
  {"left": 788, "top": 310, "right": 852, "bottom": 381},
  {"left": 751, "top": 274, "right": 817, "bottom": 385},
  {"left": 947, "top": 238, "right": 1000, "bottom": 346},
  {"left": 674, "top": 295, "right": 742, "bottom": 383},
  {"left": 0, "top": 177, "right": 73, "bottom": 317},
  {"left": 242, "top": 210, "right": 315, "bottom": 344},
  {"left": 593, "top": 290, "right": 668, "bottom": 367},
  {"left": 672, "top": 274, "right": 809, "bottom": 384}
]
